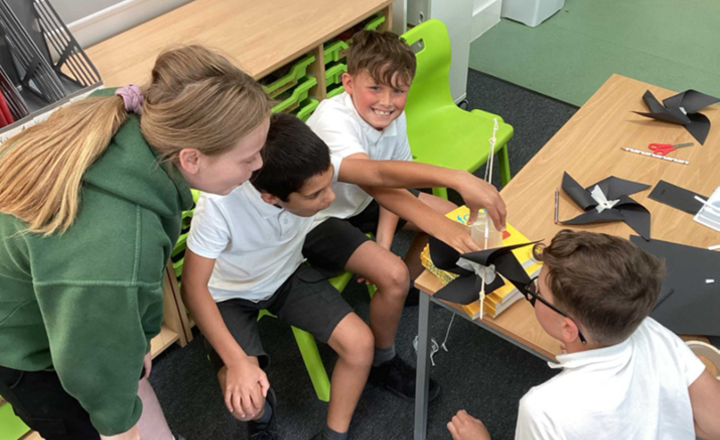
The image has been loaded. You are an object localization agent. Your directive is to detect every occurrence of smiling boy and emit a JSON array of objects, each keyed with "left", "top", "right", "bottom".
[{"left": 302, "top": 30, "right": 509, "bottom": 401}]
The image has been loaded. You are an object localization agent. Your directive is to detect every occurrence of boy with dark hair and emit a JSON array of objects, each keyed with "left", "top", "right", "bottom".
[
  {"left": 448, "top": 230, "right": 720, "bottom": 440},
  {"left": 182, "top": 113, "right": 506, "bottom": 440},
  {"left": 304, "top": 30, "right": 507, "bottom": 400}
]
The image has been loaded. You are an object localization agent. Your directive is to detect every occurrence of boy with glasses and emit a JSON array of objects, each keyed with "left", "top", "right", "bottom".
[{"left": 448, "top": 230, "right": 720, "bottom": 440}]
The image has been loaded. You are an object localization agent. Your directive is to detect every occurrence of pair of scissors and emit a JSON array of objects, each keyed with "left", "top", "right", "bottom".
[{"left": 648, "top": 142, "right": 694, "bottom": 156}]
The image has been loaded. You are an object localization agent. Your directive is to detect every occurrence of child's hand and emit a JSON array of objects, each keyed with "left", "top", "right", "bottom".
[
  {"left": 458, "top": 173, "right": 507, "bottom": 230},
  {"left": 447, "top": 410, "right": 491, "bottom": 440},
  {"left": 356, "top": 276, "right": 374, "bottom": 285},
  {"left": 436, "top": 220, "right": 480, "bottom": 254},
  {"left": 141, "top": 350, "right": 152, "bottom": 379},
  {"left": 223, "top": 358, "right": 270, "bottom": 419}
]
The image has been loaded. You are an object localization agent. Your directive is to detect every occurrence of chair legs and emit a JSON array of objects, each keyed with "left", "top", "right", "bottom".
[
  {"left": 286, "top": 275, "right": 376, "bottom": 402},
  {"left": 291, "top": 326, "right": 331, "bottom": 402}
]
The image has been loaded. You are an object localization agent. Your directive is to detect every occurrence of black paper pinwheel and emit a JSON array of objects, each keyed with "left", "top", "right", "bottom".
[
  {"left": 560, "top": 172, "right": 651, "bottom": 240},
  {"left": 634, "top": 89, "right": 719, "bottom": 145},
  {"left": 428, "top": 236, "right": 538, "bottom": 305}
]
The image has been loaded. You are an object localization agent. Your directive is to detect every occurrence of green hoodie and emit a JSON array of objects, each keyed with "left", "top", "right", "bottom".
[{"left": 0, "top": 89, "right": 194, "bottom": 435}]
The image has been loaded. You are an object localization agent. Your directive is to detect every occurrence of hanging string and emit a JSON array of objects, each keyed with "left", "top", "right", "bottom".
[
  {"left": 479, "top": 118, "right": 500, "bottom": 320},
  {"left": 435, "top": 119, "right": 501, "bottom": 357},
  {"left": 441, "top": 313, "right": 456, "bottom": 352}
]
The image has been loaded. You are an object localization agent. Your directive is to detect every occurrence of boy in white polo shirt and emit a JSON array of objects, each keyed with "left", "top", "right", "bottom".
[
  {"left": 447, "top": 230, "right": 720, "bottom": 440},
  {"left": 303, "top": 30, "right": 508, "bottom": 400},
  {"left": 182, "top": 113, "right": 507, "bottom": 440}
]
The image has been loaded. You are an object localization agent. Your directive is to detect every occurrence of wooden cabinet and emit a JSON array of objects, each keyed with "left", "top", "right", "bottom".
[{"left": 86, "top": 0, "right": 395, "bottom": 356}]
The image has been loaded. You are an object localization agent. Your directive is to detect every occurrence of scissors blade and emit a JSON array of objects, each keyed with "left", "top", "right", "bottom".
[{"left": 672, "top": 142, "right": 694, "bottom": 149}]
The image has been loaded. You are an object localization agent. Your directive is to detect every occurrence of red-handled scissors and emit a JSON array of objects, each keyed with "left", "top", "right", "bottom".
[{"left": 648, "top": 142, "right": 694, "bottom": 156}]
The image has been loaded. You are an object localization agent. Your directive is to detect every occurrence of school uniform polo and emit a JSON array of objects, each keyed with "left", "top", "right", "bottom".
[
  {"left": 186, "top": 156, "right": 352, "bottom": 369},
  {"left": 515, "top": 317, "right": 705, "bottom": 440},
  {"left": 301, "top": 92, "right": 418, "bottom": 272},
  {"left": 306, "top": 91, "right": 413, "bottom": 225},
  {"left": 188, "top": 154, "right": 342, "bottom": 303}
]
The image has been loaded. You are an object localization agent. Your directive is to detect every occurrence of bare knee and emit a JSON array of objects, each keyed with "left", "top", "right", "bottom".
[
  {"left": 346, "top": 324, "right": 374, "bottom": 367},
  {"left": 376, "top": 259, "right": 410, "bottom": 300},
  {"left": 331, "top": 315, "right": 375, "bottom": 367}
]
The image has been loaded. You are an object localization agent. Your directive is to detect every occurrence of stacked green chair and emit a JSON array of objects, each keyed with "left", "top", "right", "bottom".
[{"left": 401, "top": 19, "right": 514, "bottom": 199}]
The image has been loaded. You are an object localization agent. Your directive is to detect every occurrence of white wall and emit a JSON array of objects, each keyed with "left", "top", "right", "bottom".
[
  {"left": 53, "top": 0, "right": 193, "bottom": 48},
  {"left": 472, "top": 0, "right": 502, "bottom": 41},
  {"left": 52, "top": 0, "right": 124, "bottom": 24}
]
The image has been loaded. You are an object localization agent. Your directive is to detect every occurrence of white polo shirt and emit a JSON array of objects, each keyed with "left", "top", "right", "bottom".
[
  {"left": 306, "top": 91, "right": 413, "bottom": 226},
  {"left": 187, "top": 155, "right": 342, "bottom": 303},
  {"left": 515, "top": 317, "right": 705, "bottom": 440}
]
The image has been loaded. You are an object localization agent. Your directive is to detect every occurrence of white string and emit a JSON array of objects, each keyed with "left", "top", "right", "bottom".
[
  {"left": 441, "top": 314, "right": 456, "bottom": 352},
  {"left": 440, "top": 118, "right": 501, "bottom": 356},
  {"left": 479, "top": 118, "right": 500, "bottom": 320}
]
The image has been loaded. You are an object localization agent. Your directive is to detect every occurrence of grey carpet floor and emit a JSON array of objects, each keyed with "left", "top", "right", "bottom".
[{"left": 149, "top": 70, "right": 578, "bottom": 440}]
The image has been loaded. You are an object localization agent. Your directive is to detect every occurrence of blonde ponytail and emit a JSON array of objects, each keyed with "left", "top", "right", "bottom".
[
  {"left": 0, "top": 96, "right": 127, "bottom": 235},
  {"left": 0, "top": 45, "right": 270, "bottom": 235}
]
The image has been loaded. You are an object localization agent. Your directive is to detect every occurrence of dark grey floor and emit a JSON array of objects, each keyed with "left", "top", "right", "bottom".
[{"left": 149, "top": 70, "right": 578, "bottom": 440}]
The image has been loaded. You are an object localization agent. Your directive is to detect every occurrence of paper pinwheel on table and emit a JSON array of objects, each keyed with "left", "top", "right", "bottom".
[
  {"left": 634, "top": 89, "right": 720, "bottom": 145},
  {"left": 559, "top": 172, "right": 652, "bottom": 240},
  {"left": 428, "top": 236, "right": 538, "bottom": 306}
]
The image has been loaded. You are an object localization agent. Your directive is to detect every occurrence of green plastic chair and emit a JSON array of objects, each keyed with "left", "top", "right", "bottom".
[
  {"left": 0, "top": 398, "right": 30, "bottom": 440},
  {"left": 258, "top": 268, "right": 375, "bottom": 402},
  {"left": 401, "top": 20, "right": 514, "bottom": 199}
]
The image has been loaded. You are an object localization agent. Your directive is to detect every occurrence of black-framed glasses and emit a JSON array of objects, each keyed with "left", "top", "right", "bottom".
[{"left": 522, "top": 276, "right": 587, "bottom": 345}]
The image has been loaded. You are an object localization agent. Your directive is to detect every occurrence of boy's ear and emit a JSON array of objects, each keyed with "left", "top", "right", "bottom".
[
  {"left": 177, "top": 148, "right": 202, "bottom": 175},
  {"left": 260, "top": 192, "right": 280, "bottom": 206},
  {"left": 341, "top": 72, "right": 354, "bottom": 96},
  {"left": 560, "top": 317, "right": 582, "bottom": 344}
]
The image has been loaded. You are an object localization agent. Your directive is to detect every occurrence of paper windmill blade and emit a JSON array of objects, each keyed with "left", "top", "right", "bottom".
[
  {"left": 560, "top": 172, "right": 652, "bottom": 240},
  {"left": 633, "top": 89, "right": 720, "bottom": 145},
  {"left": 630, "top": 236, "right": 720, "bottom": 337},
  {"left": 428, "top": 236, "right": 538, "bottom": 305}
]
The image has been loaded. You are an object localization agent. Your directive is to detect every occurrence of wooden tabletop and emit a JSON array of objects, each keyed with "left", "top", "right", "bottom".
[
  {"left": 85, "top": 0, "right": 393, "bottom": 86},
  {"left": 416, "top": 74, "right": 720, "bottom": 360}
]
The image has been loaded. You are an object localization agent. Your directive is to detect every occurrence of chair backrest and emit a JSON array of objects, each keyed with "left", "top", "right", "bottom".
[{"left": 401, "top": 19, "right": 455, "bottom": 120}]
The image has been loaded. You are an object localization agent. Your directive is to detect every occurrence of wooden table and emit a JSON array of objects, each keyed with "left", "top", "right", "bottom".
[{"left": 413, "top": 74, "right": 720, "bottom": 439}]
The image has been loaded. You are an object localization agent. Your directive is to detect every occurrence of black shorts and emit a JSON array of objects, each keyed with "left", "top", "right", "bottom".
[
  {"left": 205, "top": 264, "right": 353, "bottom": 370},
  {"left": 302, "top": 189, "right": 421, "bottom": 273},
  {"left": 0, "top": 365, "right": 101, "bottom": 439}
]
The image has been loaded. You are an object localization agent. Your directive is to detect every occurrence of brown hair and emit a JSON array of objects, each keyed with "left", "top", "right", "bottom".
[
  {"left": 533, "top": 230, "right": 664, "bottom": 346},
  {"left": 0, "top": 45, "right": 270, "bottom": 235},
  {"left": 347, "top": 30, "right": 416, "bottom": 88}
]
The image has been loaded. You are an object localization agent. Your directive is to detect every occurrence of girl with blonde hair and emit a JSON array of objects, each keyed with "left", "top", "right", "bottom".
[{"left": 0, "top": 45, "right": 271, "bottom": 440}]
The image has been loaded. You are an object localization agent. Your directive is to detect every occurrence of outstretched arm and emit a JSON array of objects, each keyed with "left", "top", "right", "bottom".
[
  {"left": 362, "top": 186, "right": 479, "bottom": 253},
  {"left": 338, "top": 157, "right": 506, "bottom": 229}
]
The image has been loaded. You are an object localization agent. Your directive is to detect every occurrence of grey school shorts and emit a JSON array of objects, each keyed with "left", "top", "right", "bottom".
[
  {"left": 204, "top": 264, "right": 353, "bottom": 370},
  {"left": 302, "top": 189, "right": 421, "bottom": 273}
]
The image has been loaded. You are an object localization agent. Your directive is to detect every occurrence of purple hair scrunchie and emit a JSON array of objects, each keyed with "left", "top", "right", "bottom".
[{"left": 115, "top": 84, "right": 144, "bottom": 114}]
